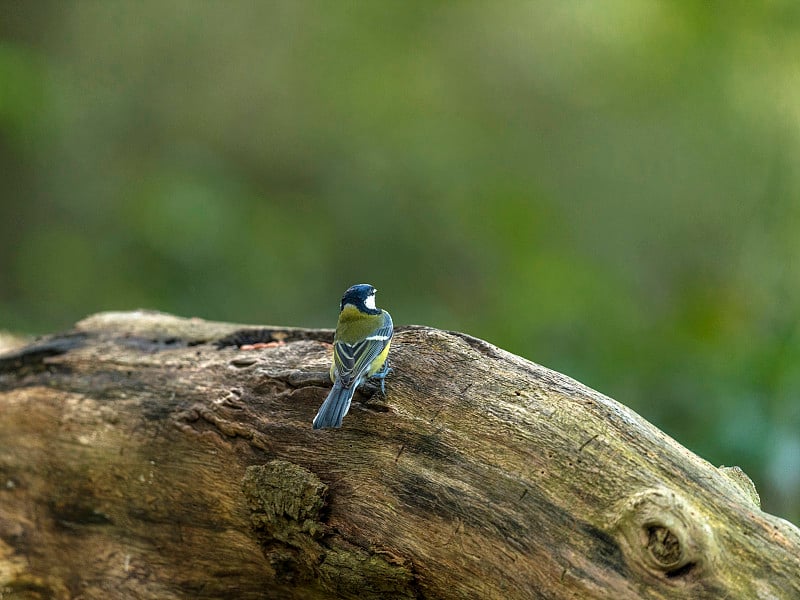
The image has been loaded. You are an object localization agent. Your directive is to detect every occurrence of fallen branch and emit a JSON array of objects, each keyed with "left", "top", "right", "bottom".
[{"left": 0, "top": 311, "right": 797, "bottom": 599}]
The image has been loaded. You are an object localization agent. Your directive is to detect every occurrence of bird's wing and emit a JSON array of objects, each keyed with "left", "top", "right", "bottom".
[{"left": 333, "top": 312, "right": 393, "bottom": 387}]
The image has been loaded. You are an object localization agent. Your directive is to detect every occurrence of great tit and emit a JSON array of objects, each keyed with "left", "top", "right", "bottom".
[{"left": 312, "top": 283, "right": 393, "bottom": 429}]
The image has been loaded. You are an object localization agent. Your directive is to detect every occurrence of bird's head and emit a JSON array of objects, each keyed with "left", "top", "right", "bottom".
[{"left": 340, "top": 283, "right": 379, "bottom": 314}]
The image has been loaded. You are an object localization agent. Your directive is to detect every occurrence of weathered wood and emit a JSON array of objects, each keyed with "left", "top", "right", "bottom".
[
  {"left": 0, "top": 333, "right": 26, "bottom": 355},
  {"left": 0, "top": 310, "right": 798, "bottom": 599}
]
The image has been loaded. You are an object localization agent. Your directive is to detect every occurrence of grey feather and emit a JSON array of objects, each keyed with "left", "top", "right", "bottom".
[{"left": 312, "top": 380, "right": 358, "bottom": 429}]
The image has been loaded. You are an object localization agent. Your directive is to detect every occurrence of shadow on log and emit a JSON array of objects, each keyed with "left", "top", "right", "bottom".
[{"left": 0, "top": 310, "right": 798, "bottom": 599}]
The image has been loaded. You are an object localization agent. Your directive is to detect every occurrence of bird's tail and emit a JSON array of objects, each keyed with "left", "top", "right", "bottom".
[{"left": 313, "top": 380, "right": 357, "bottom": 429}]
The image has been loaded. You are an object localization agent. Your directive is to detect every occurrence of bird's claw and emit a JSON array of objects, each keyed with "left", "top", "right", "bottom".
[{"left": 370, "top": 363, "right": 393, "bottom": 395}]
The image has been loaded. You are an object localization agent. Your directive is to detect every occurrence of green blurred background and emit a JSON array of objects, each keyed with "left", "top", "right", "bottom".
[{"left": 2, "top": 2, "right": 798, "bottom": 523}]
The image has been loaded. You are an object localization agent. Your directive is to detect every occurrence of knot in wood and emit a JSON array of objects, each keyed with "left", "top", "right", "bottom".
[
  {"left": 611, "top": 488, "right": 717, "bottom": 583},
  {"left": 646, "top": 524, "right": 682, "bottom": 567}
]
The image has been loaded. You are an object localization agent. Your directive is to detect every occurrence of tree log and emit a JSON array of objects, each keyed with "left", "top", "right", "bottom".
[{"left": 0, "top": 311, "right": 798, "bottom": 599}]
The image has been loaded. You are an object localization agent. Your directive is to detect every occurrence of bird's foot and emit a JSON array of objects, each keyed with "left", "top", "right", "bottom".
[{"left": 370, "top": 362, "right": 393, "bottom": 395}]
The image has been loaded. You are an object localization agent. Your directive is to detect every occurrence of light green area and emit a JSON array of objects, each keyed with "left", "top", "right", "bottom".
[{"left": 1, "top": 2, "right": 799, "bottom": 523}]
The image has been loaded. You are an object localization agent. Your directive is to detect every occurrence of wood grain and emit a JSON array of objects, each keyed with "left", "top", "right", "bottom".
[{"left": 0, "top": 311, "right": 798, "bottom": 599}]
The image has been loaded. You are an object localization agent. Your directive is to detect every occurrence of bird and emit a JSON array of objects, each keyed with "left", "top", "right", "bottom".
[{"left": 312, "top": 283, "right": 393, "bottom": 429}]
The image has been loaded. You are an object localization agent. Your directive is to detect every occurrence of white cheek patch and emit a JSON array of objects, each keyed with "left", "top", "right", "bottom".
[{"left": 364, "top": 293, "right": 376, "bottom": 310}]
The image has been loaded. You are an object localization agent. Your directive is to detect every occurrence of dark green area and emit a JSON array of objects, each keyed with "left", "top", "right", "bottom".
[{"left": 1, "top": 2, "right": 798, "bottom": 523}]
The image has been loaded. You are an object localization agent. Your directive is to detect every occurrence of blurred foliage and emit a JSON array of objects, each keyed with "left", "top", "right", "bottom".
[{"left": 1, "top": 1, "right": 799, "bottom": 523}]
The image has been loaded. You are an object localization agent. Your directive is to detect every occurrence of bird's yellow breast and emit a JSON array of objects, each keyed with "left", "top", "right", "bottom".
[{"left": 368, "top": 340, "right": 391, "bottom": 376}]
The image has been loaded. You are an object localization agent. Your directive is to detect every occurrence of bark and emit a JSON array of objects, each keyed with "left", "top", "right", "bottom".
[{"left": 0, "top": 310, "right": 798, "bottom": 600}]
